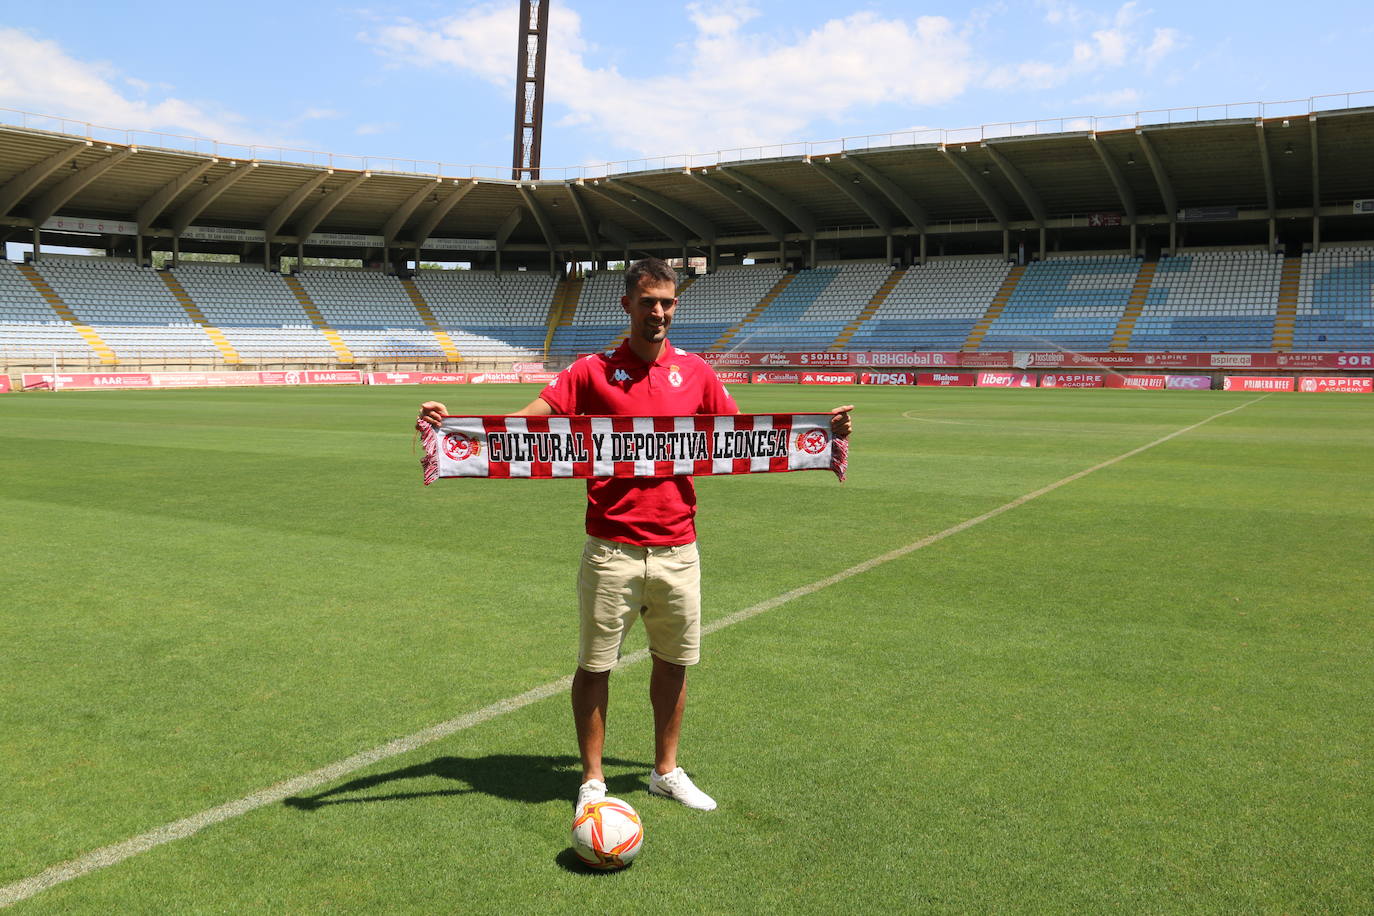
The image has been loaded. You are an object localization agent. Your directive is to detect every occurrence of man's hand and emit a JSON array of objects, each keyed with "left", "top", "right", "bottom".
[
  {"left": 829, "top": 405, "right": 854, "bottom": 439},
  {"left": 419, "top": 401, "right": 448, "bottom": 428}
]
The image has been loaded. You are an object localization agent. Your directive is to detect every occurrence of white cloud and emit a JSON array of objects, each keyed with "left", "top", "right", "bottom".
[
  {"left": 367, "top": 3, "right": 976, "bottom": 159},
  {"left": 1072, "top": 88, "right": 1143, "bottom": 110},
  {"left": 0, "top": 27, "right": 261, "bottom": 143},
  {"left": 355, "top": 121, "right": 397, "bottom": 136},
  {"left": 986, "top": 2, "right": 1182, "bottom": 94}
]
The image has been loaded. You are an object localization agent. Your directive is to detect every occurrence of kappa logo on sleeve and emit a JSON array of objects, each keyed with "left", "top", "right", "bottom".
[{"left": 442, "top": 432, "right": 482, "bottom": 461}]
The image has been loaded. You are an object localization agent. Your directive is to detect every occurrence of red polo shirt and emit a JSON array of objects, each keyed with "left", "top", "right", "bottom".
[{"left": 538, "top": 339, "right": 738, "bottom": 546}]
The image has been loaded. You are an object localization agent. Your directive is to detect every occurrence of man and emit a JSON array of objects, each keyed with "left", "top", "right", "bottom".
[{"left": 420, "top": 258, "right": 852, "bottom": 813}]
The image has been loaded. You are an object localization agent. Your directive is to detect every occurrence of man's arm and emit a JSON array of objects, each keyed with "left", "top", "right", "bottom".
[{"left": 418, "top": 396, "right": 554, "bottom": 428}]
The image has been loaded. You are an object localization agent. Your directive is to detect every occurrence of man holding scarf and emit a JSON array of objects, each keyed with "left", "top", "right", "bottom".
[{"left": 420, "top": 257, "right": 852, "bottom": 813}]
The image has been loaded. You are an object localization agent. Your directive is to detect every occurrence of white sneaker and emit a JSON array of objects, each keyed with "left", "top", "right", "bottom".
[
  {"left": 575, "top": 778, "right": 607, "bottom": 813},
  {"left": 648, "top": 767, "right": 717, "bottom": 811}
]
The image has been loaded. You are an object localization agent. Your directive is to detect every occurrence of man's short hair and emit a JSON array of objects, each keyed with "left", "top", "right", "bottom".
[{"left": 624, "top": 257, "right": 677, "bottom": 298}]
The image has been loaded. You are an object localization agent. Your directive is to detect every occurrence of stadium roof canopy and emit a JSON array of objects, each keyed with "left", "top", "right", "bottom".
[{"left": 1, "top": 95, "right": 1372, "bottom": 268}]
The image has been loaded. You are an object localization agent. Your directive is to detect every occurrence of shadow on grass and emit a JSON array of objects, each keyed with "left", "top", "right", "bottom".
[
  {"left": 555, "top": 847, "right": 635, "bottom": 876},
  {"left": 282, "top": 753, "right": 648, "bottom": 811}
]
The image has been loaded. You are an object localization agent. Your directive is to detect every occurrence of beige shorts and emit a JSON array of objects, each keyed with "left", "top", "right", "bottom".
[{"left": 577, "top": 536, "right": 701, "bottom": 672}]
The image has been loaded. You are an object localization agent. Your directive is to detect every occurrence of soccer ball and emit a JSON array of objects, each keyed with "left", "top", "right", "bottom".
[{"left": 571, "top": 797, "right": 644, "bottom": 870}]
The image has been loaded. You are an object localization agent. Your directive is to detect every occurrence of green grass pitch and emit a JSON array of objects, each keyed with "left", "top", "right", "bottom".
[{"left": 2, "top": 384, "right": 1371, "bottom": 913}]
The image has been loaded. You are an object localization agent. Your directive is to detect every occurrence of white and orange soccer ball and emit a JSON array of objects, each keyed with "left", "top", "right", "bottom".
[{"left": 570, "top": 797, "right": 644, "bottom": 870}]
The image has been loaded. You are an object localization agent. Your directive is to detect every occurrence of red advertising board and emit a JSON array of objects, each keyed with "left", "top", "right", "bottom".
[
  {"left": 699, "top": 352, "right": 756, "bottom": 366},
  {"left": 917, "top": 372, "right": 976, "bottom": 387},
  {"left": 1223, "top": 376, "right": 1295, "bottom": 392},
  {"left": 1298, "top": 376, "right": 1373, "bottom": 393},
  {"left": 466, "top": 372, "right": 522, "bottom": 384},
  {"left": 21, "top": 370, "right": 365, "bottom": 391},
  {"left": 1039, "top": 373, "right": 1105, "bottom": 389},
  {"left": 752, "top": 371, "right": 801, "bottom": 384},
  {"left": 713, "top": 370, "right": 752, "bottom": 384},
  {"left": 1105, "top": 374, "right": 1167, "bottom": 389},
  {"left": 794, "top": 352, "right": 852, "bottom": 367},
  {"left": 0, "top": 375, "right": 11, "bottom": 393},
  {"left": 368, "top": 371, "right": 468, "bottom": 385},
  {"left": 300, "top": 370, "right": 364, "bottom": 385},
  {"left": 852, "top": 351, "right": 961, "bottom": 367},
  {"left": 800, "top": 371, "right": 857, "bottom": 385},
  {"left": 510, "top": 362, "right": 545, "bottom": 373},
  {"left": 977, "top": 372, "right": 1037, "bottom": 388},
  {"left": 520, "top": 372, "right": 559, "bottom": 384},
  {"left": 960, "top": 353, "right": 1015, "bottom": 368},
  {"left": 859, "top": 371, "right": 915, "bottom": 385}
]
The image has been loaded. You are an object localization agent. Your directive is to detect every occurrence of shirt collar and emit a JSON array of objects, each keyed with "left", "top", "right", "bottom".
[{"left": 613, "top": 338, "right": 675, "bottom": 367}]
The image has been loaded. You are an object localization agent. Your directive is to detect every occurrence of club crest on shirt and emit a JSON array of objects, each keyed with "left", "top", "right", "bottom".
[{"left": 668, "top": 365, "right": 683, "bottom": 388}]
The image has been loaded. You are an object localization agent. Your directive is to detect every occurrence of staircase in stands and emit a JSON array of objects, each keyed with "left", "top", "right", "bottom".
[
  {"left": 1270, "top": 257, "right": 1302, "bottom": 351},
  {"left": 962, "top": 264, "right": 1025, "bottom": 350},
  {"left": 545, "top": 276, "right": 583, "bottom": 357},
  {"left": 160, "top": 272, "right": 241, "bottom": 364},
  {"left": 710, "top": 272, "right": 794, "bottom": 351},
  {"left": 16, "top": 262, "right": 118, "bottom": 365},
  {"left": 830, "top": 265, "right": 904, "bottom": 350},
  {"left": 1109, "top": 259, "right": 1157, "bottom": 350},
  {"left": 399, "top": 279, "right": 463, "bottom": 362},
  {"left": 282, "top": 274, "right": 356, "bottom": 363}
]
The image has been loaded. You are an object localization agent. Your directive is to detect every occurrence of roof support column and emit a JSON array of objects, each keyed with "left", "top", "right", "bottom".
[
  {"left": 1310, "top": 115, "right": 1321, "bottom": 252},
  {"left": 1136, "top": 130, "right": 1176, "bottom": 254},
  {"left": 1255, "top": 121, "right": 1278, "bottom": 251},
  {"left": 919, "top": 232, "right": 927, "bottom": 265}
]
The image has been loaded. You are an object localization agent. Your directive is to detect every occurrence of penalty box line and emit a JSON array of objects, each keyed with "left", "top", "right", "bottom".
[{"left": 0, "top": 395, "right": 1267, "bottom": 908}]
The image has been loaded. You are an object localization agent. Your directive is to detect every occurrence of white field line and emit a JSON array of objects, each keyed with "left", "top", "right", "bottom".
[{"left": 0, "top": 395, "right": 1267, "bottom": 908}]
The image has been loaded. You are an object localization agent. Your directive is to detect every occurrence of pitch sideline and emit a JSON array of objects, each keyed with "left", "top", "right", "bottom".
[{"left": 0, "top": 395, "right": 1267, "bottom": 908}]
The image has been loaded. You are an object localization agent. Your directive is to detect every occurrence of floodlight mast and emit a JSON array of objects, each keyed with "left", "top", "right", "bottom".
[{"left": 511, "top": 0, "right": 550, "bottom": 181}]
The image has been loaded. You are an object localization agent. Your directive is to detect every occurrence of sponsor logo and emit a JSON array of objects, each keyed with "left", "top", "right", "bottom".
[
  {"left": 442, "top": 432, "right": 482, "bottom": 461},
  {"left": 801, "top": 372, "right": 855, "bottom": 385},
  {"left": 797, "top": 352, "right": 851, "bottom": 367},
  {"left": 612, "top": 368, "right": 632, "bottom": 382},
  {"left": 1211, "top": 354, "right": 1252, "bottom": 368},
  {"left": 860, "top": 372, "right": 913, "bottom": 385},
  {"left": 795, "top": 429, "right": 829, "bottom": 455},
  {"left": 1336, "top": 355, "right": 1374, "bottom": 368},
  {"left": 1299, "top": 376, "right": 1373, "bottom": 393}
]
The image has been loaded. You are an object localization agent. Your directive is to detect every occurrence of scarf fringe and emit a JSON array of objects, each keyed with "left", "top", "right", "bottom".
[
  {"left": 831, "top": 435, "right": 848, "bottom": 483},
  {"left": 417, "top": 417, "right": 439, "bottom": 486}
]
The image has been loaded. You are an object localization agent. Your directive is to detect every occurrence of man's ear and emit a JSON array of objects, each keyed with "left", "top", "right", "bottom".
[{"left": 620, "top": 296, "right": 632, "bottom": 314}]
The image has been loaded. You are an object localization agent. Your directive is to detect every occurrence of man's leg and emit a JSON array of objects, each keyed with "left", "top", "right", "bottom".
[
  {"left": 649, "top": 656, "right": 686, "bottom": 776},
  {"left": 572, "top": 666, "right": 610, "bottom": 782}
]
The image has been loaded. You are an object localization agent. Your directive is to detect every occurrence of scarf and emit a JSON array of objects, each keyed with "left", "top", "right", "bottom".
[{"left": 418, "top": 414, "right": 847, "bottom": 484}]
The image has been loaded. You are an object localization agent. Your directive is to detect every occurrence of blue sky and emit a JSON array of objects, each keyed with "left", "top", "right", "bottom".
[{"left": 0, "top": 1, "right": 1367, "bottom": 172}]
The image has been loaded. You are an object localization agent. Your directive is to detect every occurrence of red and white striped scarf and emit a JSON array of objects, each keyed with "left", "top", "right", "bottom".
[{"left": 418, "top": 414, "right": 847, "bottom": 484}]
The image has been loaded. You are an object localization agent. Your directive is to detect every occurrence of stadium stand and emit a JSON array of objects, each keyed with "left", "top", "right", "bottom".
[
  {"left": 673, "top": 265, "right": 784, "bottom": 352},
  {"left": 293, "top": 269, "right": 443, "bottom": 359},
  {"left": 850, "top": 258, "right": 1011, "bottom": 351},
  {"left": 32, "top": 257, "right": 220, "bottom": 359},
  {"left": 0, "top": 260, "right": 94, "bottom": 359},
  {"left": 414, "top": 269, "right": 554, "bottom": 360},
  {"left": 727, "top": 263, "right": 889, "bottom": 351},
  {"left": 1293, "top": 246, "right": 1374, "bottom": 350},
  {"left": 980, "top": 255, "right": 1137, "bottom": 351},
  {"left": 548, "top": 270, "right": 627, "bottom": 357},
  {"left": 1129, "top": 250, "right": 1282, "bottom": 351},
  {"left": 169, "top": 263, "right": 336, "bottom": 360}
]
